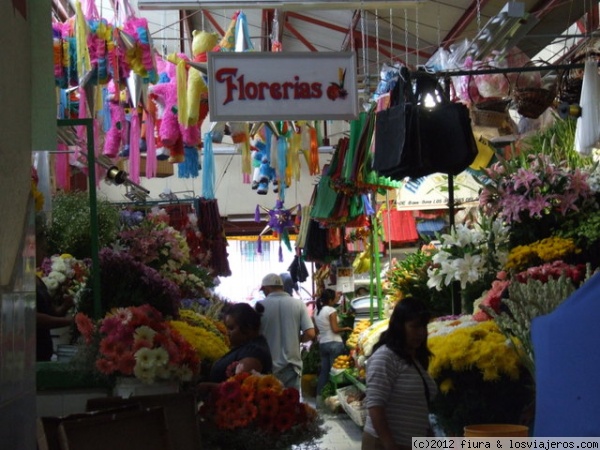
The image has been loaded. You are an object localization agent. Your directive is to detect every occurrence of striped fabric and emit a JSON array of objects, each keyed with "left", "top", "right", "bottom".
[{"left": 363, "top": 346, "right": 437, "bottom": 446}]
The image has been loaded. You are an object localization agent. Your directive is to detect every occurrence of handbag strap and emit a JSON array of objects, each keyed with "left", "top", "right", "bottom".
[{"left": 413, "top": 361, "right": 431, "bottom": 406}]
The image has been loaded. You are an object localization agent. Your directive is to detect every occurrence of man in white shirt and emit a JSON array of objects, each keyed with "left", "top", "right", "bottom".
[{"left": 256, "top": 273, "right": 316, "bottom": 389}]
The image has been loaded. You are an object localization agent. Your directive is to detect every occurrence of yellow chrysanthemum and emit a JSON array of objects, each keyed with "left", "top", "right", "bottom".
[
  {"left": 169, "top": 320, "right": 229, "bottom": 362},
  {"left": 428, "top": 321, "right": 521, "bottom": 381},
  {"left": 439, "top": 378, "right": 454, "bottom": 394}
]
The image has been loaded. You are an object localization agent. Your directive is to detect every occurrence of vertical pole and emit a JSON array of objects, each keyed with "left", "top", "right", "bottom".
[{"left": 57, "top": 119, "right": 102, "bottom": 319}]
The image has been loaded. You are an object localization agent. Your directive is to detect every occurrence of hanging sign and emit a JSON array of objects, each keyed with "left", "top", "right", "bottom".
[
  {"left": 336, "top": 266, "right": 355, "bottom": 294},
  {"left": 208, "top": 51, "right": 359, "bottom": 121},
  {"left": 395, "top": 172, "right": 484, "bottom": 210}
]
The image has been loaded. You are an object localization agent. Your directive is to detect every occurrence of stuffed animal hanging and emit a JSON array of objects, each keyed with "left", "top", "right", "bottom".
[
  {"left": 149, "top": 54, "right": 200, "bottom": 163},
  {"left": 183, "top": 30, "right": 219, "bottom": 127}
]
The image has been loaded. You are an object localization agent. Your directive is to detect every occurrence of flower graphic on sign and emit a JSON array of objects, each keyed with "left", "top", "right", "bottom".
[{"left": 327, "top": 68, "right": 348, "bottom": 101}]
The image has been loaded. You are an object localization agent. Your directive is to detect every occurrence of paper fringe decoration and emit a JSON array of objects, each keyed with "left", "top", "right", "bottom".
[
  {"left": 202, "top": 132, "right": 215, "bottom": 199},
  {"left": 178, "top": 146, "right": 200, "bottom": 178}
]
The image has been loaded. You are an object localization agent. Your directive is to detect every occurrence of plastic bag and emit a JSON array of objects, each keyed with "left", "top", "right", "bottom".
[{"left": 574, "top": 59, "right": 600, "bottom": 155}]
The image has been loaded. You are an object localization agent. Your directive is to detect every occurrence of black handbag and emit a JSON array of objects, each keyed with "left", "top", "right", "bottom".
[
  {"left": 378, "top": 72, "right": 478, "bottom": 180},
  {"left": 409, "top": 74, "right": 479, "bottom": 177},
  {"left": 373, "top": 67, "right": 411, "bottom": 174}
]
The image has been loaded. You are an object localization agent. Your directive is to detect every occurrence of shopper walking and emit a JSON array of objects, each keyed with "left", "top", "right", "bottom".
[
  {"left": 256, "top": 273, "right": 316, "bottom": 389},
  {"left": 362, "top": 297, "right": 437, "bottom": 450},
  {"left": 314, "top": 288, "right": 353, "bottom": 397}
]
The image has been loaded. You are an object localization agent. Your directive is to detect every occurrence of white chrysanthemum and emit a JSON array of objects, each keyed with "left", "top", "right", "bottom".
[
  {"left": 152, "top": 347, "right": 169, "bottom": 367},
  {"left": 49, "top": 271, "right": 67, "bottom": 284},
  {"left": 177, "top": 365, "right": 194, "bottom": 382},
  {"left": 133, "top": 364, "right": 156, "bottom": 383},
  {"left": 44, "top": 277, "right": 59, "bottom": 292},
  {"left": 134, "top": 325, "right": 157, "bottom": 342},
  {"left": 134, "top": 347, "right": 156, "bottom": 369},
  {"left": 51, "top": 258, "right": 67, "bottom": 273}
]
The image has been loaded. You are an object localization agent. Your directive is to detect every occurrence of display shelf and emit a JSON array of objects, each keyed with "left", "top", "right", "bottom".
[{"left": 343, "top": 371, "right": 366, "bottom": 392}]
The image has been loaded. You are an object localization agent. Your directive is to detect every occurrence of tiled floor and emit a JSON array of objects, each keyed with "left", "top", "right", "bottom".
[{"left": 303, "top": 395, "right": 363, "bottom": 450}]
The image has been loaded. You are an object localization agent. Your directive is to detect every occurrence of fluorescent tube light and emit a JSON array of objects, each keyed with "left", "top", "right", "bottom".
[{"left": 138, "top": 0, "right": 427, "bottom": 10}]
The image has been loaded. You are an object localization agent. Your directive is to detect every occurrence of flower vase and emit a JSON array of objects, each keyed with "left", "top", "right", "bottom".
[{"left": 113, "top": 377, "right": 179, "bottom": 398}]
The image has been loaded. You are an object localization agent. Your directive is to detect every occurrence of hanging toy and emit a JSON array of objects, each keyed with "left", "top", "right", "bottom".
[
  {"left": 149, "top": 54, "right": 199, "bottom": 164},
  {"left": 103, "top": 80, "right": 127, "bottom": 158},
  {"left": 178, "top": 30, "right": 219, "bottom": 127},
  {"left": 251, "top": 139, "right": 276, "bottom": 195},
  {"left": 255, "top": 200, "right": 301, "bottom": 262}
]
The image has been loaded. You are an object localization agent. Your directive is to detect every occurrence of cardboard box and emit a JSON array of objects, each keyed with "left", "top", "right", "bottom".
[
  {"left": 86, "top": 393, "right": 201, "bottom": 450},
  {"left": 58, "top": 407, "right": 173, "bottom": 450}
]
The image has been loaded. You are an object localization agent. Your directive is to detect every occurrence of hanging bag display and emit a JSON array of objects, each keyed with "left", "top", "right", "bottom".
[
  {"left": 406, "top": 73, "right": 479, "bottom": 177},
  {"left": 373, "top": 67, "right": 411, "bottom": 173}
]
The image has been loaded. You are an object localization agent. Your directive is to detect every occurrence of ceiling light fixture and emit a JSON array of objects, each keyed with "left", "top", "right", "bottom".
[
  {"left": 467, "top": 1, "right": 539, "bottom": 61},
  {"left": 138, "top": 0, "right": 427, "bottom": 11}
]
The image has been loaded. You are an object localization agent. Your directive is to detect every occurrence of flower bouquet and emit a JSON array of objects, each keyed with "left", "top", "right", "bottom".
[
  {"left": 39, "top": 253, "right": 90, "bottom": 306},
  {"left": 426, "top": 218, "right": 509, "bottom": 313},
  {"left": 75, "top": 304, "right": 200, "bottom": 385},
  {"left": 198, "top": 372, "right": 326, "bottom": 450},
  {"left": 427, "top": 319, "right": 533, "bottom": 436},
  {"left": 479, "top": 154, "right": 596, "bottom": 248}
]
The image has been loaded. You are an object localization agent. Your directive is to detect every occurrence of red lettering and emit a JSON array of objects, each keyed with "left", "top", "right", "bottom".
[
  {"left": 258, "top": 82, "right": 270, "bottom": 100},
  {"left": 282, "top": 82, "right": 294, "bottom": 99},
  {"left": 311, "top": 83, "right": 322, "bottom": 98},
  {"left": 214, "top": 69, "right": 328, "bottom": 104},
  {"left": 270, "top": 83, "right": 282, "bottom": 100},
  {"left": 215, "top": 68, "right": 239, "bottom": 105},
  {"left": 245, "top": 82, "right": 258, "bottom": 99}
]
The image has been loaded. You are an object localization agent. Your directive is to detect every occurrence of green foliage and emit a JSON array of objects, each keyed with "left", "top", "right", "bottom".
[
  {"left": 301, "top": 341, "right": 320, "bottom": 375},
  {"left": 386, "top": 250, "right": 453, "bottom": 317},
  {"left": 46, "top": 191, "right": 120, "bottom": 259},
  {"left": 559, "top": 209, "right": 600, "bottom": 250},
  {"left": 521, "top": 115, "right": 589, "bottom": 168},
  {"left": 431, "top": 368, "right": 534, "bottom": 436},
  {"left": 484, "top": 272, "right": 583, "bottom": 379}
]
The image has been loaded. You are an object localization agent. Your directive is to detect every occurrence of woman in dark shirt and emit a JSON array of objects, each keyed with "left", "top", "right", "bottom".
[{"left": 206, "top": 303, "right": 272, "bottom": 383}]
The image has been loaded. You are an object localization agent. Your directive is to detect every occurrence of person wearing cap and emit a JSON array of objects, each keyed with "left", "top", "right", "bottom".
[{"left": 255, "top": 273, "right": 316, "bottom": 389}]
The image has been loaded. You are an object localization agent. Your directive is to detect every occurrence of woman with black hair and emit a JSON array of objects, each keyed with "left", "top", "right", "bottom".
[
  {"left": 314, "top": 288, "right": 353, "bottom": 397},
  {"left": 362, "top": 297, "right": 437, "bottom": 450},
  {"left": 200, "top": 303, "right": 273, "bottom": 387}
]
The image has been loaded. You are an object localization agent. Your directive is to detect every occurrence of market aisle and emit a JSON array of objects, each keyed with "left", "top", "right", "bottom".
[{"left": 301, "top": 395, "right": 363, "bottom": 450}]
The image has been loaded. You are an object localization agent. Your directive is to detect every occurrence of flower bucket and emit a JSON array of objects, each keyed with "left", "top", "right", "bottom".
[
  {"left": 301, "top": 374, "right": 317, "bottom": 398},
  {"left": 464, "top": 424, "right": 529, "bottom": 437},
  {"left": 113, "top": 377, "right": 179, "bottom": 398}
]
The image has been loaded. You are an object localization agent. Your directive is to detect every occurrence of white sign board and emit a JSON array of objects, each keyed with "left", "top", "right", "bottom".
[
  {"left": 208, "top": 52, "right": 358, "bottom": 121},
  {"left": 396, "top": 172, "right": 484, "bottom": 210}
]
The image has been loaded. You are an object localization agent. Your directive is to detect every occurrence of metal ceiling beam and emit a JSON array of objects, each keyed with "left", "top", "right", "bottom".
[
  {"left": 284, "top": 19, "right": 318, "bottom": 51},
  {"left": 261, "top": 9, "right": 274, "bottom": 51},
  {"left": 341, "top": 10, "right": 362, "bottom": 51},
  {"left": 202, "top": 10, "right": 225, "bottom": 35},
  {"left": 287, "top": 11, "right": 429, "bottom": 59},
  {"left": 441, "top": 0, "right": 494, "bottom": 48}
]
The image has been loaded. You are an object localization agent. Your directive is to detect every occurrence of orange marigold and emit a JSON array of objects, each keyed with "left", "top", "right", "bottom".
[{"left": 257, "top": 374, "right": 283, "bottom": 393}]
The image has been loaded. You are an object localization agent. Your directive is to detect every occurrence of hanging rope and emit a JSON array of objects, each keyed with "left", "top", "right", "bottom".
[
  {"left": 389, "top": 8, "right": 394, "bottom": 64},
  {"left": 360, "top": 6, "right": 369, "bottom": 97},
  {"left": 374, "top": 10, "right": 381, "bottom": 73},
  {"left": 404, "top": 9, "right": 409, "bottom": 66}
]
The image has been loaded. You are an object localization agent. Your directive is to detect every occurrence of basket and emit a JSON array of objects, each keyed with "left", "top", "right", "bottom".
[
  {"left": 336, "top": 385, "right": 366, "bottom": 427},
  {"left": 470, "top": 108, "right": 517, "bottom": 136},
  {"left": 511, "top": 61, "right": 556, "bottom": 119},
  {"left": 512, "top": 87, "right": 556, "bottom": 119},
  {"left": 557, "top": 52, "right": 598, "bottom": 105}
]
